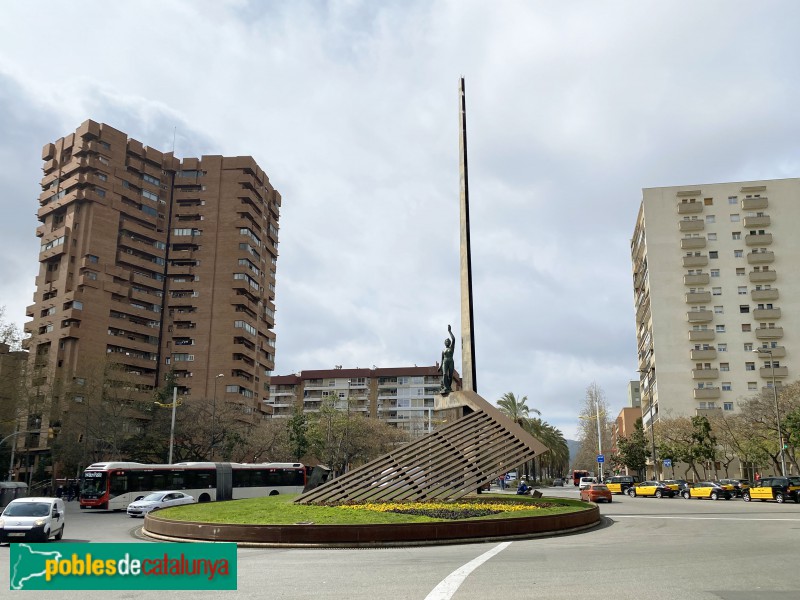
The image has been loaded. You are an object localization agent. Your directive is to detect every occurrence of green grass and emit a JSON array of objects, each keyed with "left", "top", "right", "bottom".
[{"left": 157, "top": 494, "right": 589, "bottom": 525}]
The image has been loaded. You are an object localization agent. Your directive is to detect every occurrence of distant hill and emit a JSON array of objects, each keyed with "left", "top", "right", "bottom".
[{"left": 567, "top": 439, "right": 580, "bottom": 464}]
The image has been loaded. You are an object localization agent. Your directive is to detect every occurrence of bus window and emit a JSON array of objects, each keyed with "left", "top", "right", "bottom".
[{"left": 109, "top": 474, "right": 128, "bottom": 498}]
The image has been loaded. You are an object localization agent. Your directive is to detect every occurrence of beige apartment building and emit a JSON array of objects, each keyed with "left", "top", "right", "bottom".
[
  {"left": 631, "top": 178, "right": 800, "bottom": 432},
  {"left": 270, "top": 366, "right": 461, "bottom": 437},
  {"left": 19, "top": 120, "right": 280, "bottom": 478}
]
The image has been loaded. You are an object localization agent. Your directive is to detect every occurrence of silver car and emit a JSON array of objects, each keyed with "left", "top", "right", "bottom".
[{"left": 126, "top": 491, "right": 196, "bottom": 517}]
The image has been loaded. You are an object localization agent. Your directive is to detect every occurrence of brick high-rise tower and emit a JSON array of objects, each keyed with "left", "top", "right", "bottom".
[{"left": 21, "top": 120, "right": 280, "bottom": 477}]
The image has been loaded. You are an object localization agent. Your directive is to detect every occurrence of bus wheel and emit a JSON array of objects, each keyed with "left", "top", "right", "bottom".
[
  {"left": 269, "top": 490, "right": 279, "bottom": 496},
  {"left": 198, "top": 494, "right": 211, "bottom": 503}
]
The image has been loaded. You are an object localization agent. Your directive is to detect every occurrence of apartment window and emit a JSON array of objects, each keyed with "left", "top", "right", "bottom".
[
  {"left": 87, "top": 254, "right": 99, "bottom": 263},
  {"left": 234, "top": 320, "right": 257, "bottom": 336},
  {"left": 739, "top": 305, "right": 750, "bottom": 313},
  {"left": 715, "top": 324, "right": 725, "bottom": 332},
  {"left": 747, "top": 382, "right": 757, "bottom": 391},
  {"left": 225, "top": 385, "right": 238, "bottom": 393},
  {"left": 173, "top": 353, "right": 194, "bottom": 361},
  {"left": 711, "top": 269, "right": 720, "bottom": 278},
  {"left": 709, "top": 251, "right": 718, "bottom": 259},
  {"left": 84, "top": 270, "right": 97, "bottom": 280},
  {"left": 712, "top": 287, "right": 722, "bottom": 296},
  {"left": 718, "top": 343, "right": 727, "bottom": 352},
  {"left": 738, "top": 286, "right": 747, "bottom": 295},
  {"left": 706, "top": 215, "right": 716, "bottom": 223},
  {"left": 742, "top": 324, "right": 751, "bottom": 332},
  {"left": 94, "top": 187, "right": 106, "bottom": 198},
  {"left": 732, "top": 232, "right": 741, "bottom": 240},
  {"left": 707, "top": 233, "right": 717, "bottom": 241},
  {"left": 757, "top": 303, "right": 773, "bottom": 309},
  {"left": 142, "top": 173, "right": 160, "bottom": 186},
  {"left": 745, "top": 362, "right": 756, "bottom": 373},
  {"left": 704, "top": 198, "right": 713, "bottom": 206},
  {"left": 714, "top": 306, "right": 723, "bottom": 314},
  {"left": 722, "top": 382, "right": 732, "bottom": 391},
  {"left": 730, "top": 214, "right": 740, "bottom": 222},
  {"left": 142, "top": 189, "right": 159, "bottom": 202},
  {"left": 98, "top": 155, "right": 109, "bottom": 165},
  {"left": 736, "top": 268, "right": 745, "bottom": 276},
  {"left": 723, "top": 402, "right": 733, "bottom": 411},
  {"left": 97, "top": 172, "right": 107, "bottom": 181},
  {"left": 728, "top": 196, "right": 738, "bottom": 204},
  {"left": 734, "top": 250, "right": 743, "bottom": 258}
]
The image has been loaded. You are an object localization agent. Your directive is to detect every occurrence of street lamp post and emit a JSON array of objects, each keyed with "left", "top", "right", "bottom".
[
  {"left": 594, "top": 395, "right": 604, "bottom": 482},
  {"left": 753, "top": 348, "right": 787, "bottom": 476},
  {"left": 154, "top": 388, "right": 180, "bottom": 465},
  {"left": 211, "top": 374, "right": 224, "bottom": 462}
]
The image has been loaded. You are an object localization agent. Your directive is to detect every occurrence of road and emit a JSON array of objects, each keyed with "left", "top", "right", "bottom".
[{"left": 2, "top": 486, "right": 799, "bottom": 599}]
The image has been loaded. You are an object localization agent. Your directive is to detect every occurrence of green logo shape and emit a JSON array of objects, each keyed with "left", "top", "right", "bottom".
[{"left": 10, "top": 543, "right": 237, "bottom": 590}]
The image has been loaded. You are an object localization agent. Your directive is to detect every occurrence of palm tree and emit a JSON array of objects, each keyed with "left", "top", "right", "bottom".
[
  {"left": 497, "top": 392, "right": 540, "bottom": 428},
  {"left": 497, "top": 392, "right": 541, "bottom": 479},
  {"left": 526, "top": 418, "right": 569, "bottom": 481}
]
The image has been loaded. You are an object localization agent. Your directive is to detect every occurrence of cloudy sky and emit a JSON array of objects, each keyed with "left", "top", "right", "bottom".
[{"left": 2, "top": 1, "right": 800, "bottom": 439}]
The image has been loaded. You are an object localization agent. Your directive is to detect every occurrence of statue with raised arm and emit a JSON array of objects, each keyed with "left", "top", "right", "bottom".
[{"left": 438, "top": 324, "right": 456, "bottom": 395}]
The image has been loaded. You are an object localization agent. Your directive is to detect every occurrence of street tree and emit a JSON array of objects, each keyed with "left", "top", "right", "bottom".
[{"left": 616, "top": 418, "right": 649, "bottom": 478}]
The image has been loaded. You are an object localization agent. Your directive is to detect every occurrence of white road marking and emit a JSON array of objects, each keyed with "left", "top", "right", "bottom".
[
  {"left": 425, "top": 542, "right": 512, "bottom": 600},
  {"left": 614, "top": 515, "right": 800, "bottom": 522}
]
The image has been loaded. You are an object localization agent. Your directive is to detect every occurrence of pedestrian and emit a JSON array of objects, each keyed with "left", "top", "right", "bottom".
[
  {"left": 56, "top": 485, "right": 64, "bottom": 499},
  {"left": 754, "top": 472, "right": 761, "bottom": 481}
]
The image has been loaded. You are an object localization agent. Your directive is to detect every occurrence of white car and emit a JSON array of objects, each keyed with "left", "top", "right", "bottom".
[
  {"left": 579, "top": 476, "right": 598, "bottom": 490},
  {"left": 0, "top": 497, "right": 66, "bottom": 543},
  {"left": 126, "top": 491, "right": 196, "bottom": 517}
]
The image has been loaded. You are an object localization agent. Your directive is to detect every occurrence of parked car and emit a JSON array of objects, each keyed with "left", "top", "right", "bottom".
[
  {"left": 579, "top": 476, "right": 598, "bottom": 490},
  {"left": 126, "top": 491, "right": 196, "bottom": 517},
  {"left": 606, "top": 475, "right": 640, "bottom": 495},
  {"left": 719, "top": 479, "right": 750, "bottom": 498},
  {"left": 682, "top": 481, "right": 734, "bottom": 500},
  {"left": 662, "top": 479, "right": 690, "bottom": 493},
  {"left": 552, "top": 478, "right": 565, "bottom": 487},
  {"left": 580, "top": 484, "right": 612, "bottom": 503},
  {"left": 743, "top": 477, "right": 800, "bottom": 504},
  {"left": 627, "top": 481, "right": 677, "bottom": 498},
  {"left": 0, "top": 497, "right": 66, "bottom": 543}
]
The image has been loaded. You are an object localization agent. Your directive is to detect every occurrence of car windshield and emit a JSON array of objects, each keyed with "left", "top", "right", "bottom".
[
  {"left": 593, "top": 485, "right": 609, "bottom": 490},
  {"left": 3, "top": 502, "right": 51, "bottom": 517},
  {"left": 140, "top": 493, "right": 167, "bottom": 502},
  {"left": 788, "top": 477, "right": 800, "bottom": 486}
]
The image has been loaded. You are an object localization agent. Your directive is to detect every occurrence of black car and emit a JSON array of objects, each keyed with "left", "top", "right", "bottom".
[
  {"left": 719, "top": 478, "right": 750, "bottom": 498},
  {"left": 663, "top": 479, "right": 689, "bottom": 493}
]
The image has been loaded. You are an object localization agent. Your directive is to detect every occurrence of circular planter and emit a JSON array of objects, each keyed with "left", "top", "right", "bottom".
[{"left": 143, "top": 504, "right": 600, "bottom": 547}]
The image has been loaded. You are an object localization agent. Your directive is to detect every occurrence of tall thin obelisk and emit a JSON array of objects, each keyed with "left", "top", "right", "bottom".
[{"left": 458, "top": 77, "right": 477, "bottom": 393}]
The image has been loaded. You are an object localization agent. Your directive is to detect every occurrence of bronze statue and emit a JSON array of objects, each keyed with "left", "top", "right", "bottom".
[{"left": 439, "top": 324, "right": 455, "bottom": 395}]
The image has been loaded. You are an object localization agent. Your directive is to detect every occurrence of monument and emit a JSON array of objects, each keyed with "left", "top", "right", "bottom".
[{"left": 295, "top": 79, "right": 548, "bottom": 505}]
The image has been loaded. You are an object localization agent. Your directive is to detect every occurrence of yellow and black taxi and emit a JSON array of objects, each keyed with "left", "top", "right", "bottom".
[
  {"left": 742, "top": 476, "right": 800, "bottom": 504},
  {"left": 719, "top": 478, "right": 750, "bottom": 498},
  {"left": 626, "top": 480, "right": 678, "bottom": 498},
  {"left": 681, "top": 481, "right": 735, "bottom": 500},
  {"left": 606, "top": 475, "right": 639, "bottom": 495}
]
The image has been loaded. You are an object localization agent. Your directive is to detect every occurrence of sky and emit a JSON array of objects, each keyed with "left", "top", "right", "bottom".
[{"left": 2, "top": 1, "right": 800, "bottom": 440}]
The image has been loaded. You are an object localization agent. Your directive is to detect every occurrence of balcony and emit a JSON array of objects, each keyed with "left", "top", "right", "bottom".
[
  {"left": 751, "top": 288, "right": 779, "bottom": 301},
  {"left": 745, "top": 233, "right": 773, "bottom": 246},
  {"left": 754, "top": 346, "right": 785, "bottom": 358},
  {"left": 760, "top": 366, "right": 788, "bottom": 379},
  {"left": 680, "top": 237, "right": 707, "bottom": 250},
  {"left": 677, "top": 202, "right": 703, "bottom": 214},
  {"left": 685, "top": 291, "right": 711, "bottom": 304},
  {"left": 692, "top": 368, "right": 719, "bottom": 380},
  {"left": 747, "top": 251, "right": 775, "bottom": 265},
  {"left": 753, "top": 308, "right": 781, "bottom": 320},
  {"left": 679, "top": 220, "right": 704, "bottom": 232},
  {"left": 749, "top": 271, "right": 776, "bottom": 283},
  {"left": 755, "top": 327, "right": 783, "bottom": 340},
  {"left": 741, "top": 197, "right": 768, "bottom": 210},
  {"left": 687, "top": 310, "right": 713, "bottom": 323},
  {"left": 684, "top": 273, "right": 710, "bottom": 285},
  {"left": 688, "top": 330, "right": 715, "bottom": 341},
  {"left": 693, "top": 388, "right": 720, "bottom": 399},
  {"left": 690, "top": 348, "right": 717, "bottom": 360},
  {"left": 743, "top": 215, "right": 770, "bottom": 228},
  {"left": 682, "top": 255, "right": 708, "bottom": 268}
]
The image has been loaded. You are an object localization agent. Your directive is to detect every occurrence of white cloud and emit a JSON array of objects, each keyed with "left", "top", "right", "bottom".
[{"left": 2, "top": 0, "right": 800, "bottom": 439}]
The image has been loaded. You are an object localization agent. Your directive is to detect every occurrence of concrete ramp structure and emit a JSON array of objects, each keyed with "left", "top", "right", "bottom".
[{"left": 295, "top": 390, "right": 549, "bottom": 504}]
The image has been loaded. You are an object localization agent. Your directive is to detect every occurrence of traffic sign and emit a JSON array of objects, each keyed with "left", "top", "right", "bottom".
[
  {"left": 663, "top": 459, "right": 672, "bottom": 467},
  {"left": 597, "top": 454, "right": 605, "bottom": 463}
]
